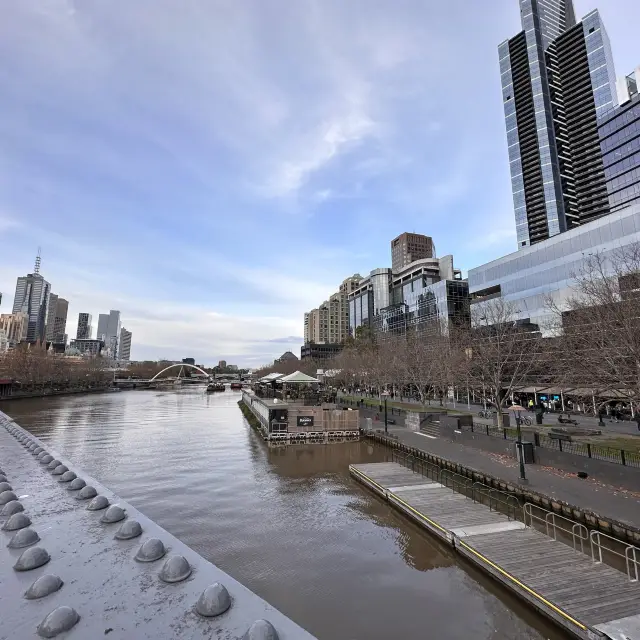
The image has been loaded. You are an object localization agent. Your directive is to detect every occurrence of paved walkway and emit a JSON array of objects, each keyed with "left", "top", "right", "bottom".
[
  {"left": 381, "top": 426, "right": 640, "bottom": 530},
  {"left": 340, "top": 393, "right": 640, "bottom": 436}
]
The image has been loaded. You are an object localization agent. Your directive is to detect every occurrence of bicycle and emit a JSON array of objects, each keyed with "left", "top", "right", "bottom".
[{"left": 477, "top": 409, "right": 496, "bottom": 419}]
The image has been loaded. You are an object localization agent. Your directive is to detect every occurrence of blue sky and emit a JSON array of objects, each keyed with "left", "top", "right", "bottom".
[{"left": 1, "top": 0, "right": 639, "bottom": 367}]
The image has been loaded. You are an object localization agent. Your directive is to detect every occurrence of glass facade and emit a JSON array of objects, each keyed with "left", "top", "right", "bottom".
[
  {"left": 348, "top": 262, "right": 468, "bottom": 338},
  {"left": 599, "top": 92, "right": 640, "bottom": 212},
  {"left": 469, "top": 202, "right": 640, "bottom": 332},
  {"left": 500, "top": 1, "right": 621, "bottom": 248},
  {"left": 582, "top": 11, "right": 617, "bottom": 118}
]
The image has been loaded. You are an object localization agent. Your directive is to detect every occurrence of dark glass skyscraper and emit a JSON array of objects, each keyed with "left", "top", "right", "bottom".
[
  {"left": 500, "top": 0, "right": 618, "bottom": 248},
  {"left": 12, "top": 255, "right": 51, "bottom": 343}
]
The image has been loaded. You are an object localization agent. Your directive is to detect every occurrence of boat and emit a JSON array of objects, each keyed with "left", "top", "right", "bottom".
[
  {"left": 230, "top": 382, "right": 243, "bottom": 390},
  {"left": 206, "top": 383, "right": 225, "bottom": 393}
]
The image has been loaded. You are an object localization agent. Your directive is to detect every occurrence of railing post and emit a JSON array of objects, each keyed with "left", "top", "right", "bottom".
[
  {"left": 503, "top": 428, "right": 507, "bottom": 440},
  {"left": 559, "top": 438, "right": 563, "bottom": 452},
  {"left": 587, "top": 443, "right": 592, "bottom": 458},
  {"left": 486, "top": 425, "right": 490, "bottom": 436},
  {"left": 621, "top": 449, "right": 626, "bottom": 466}
]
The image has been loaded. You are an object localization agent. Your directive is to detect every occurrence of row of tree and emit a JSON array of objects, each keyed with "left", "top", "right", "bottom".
[
  {"left": 0, "top": 344, "right": 112, "bottom": 391},
  {"left": 258, "top": 244, "right": 640, "bottom": 425}
]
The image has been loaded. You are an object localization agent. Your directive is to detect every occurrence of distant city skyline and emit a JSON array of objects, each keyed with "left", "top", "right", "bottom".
[{"left": 1, "top": 1, "right": 640, "bottom": 365}]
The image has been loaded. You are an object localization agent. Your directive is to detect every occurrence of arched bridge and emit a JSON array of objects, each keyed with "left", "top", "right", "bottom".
[{"left": 149, "top": 363, "right": 211, "bottom": 381}]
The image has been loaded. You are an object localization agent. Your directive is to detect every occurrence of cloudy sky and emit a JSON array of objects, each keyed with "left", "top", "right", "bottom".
[{"left": 1, "top": 0, "right": 639, "bottom": 366}]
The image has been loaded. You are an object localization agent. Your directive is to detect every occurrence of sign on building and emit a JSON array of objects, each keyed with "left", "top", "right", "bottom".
[{"left": 297, "top": 416, "right": 314, "bottom": 427}]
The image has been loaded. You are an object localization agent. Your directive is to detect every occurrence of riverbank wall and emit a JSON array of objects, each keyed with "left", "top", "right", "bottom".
[{"left": 0, "top": 386, "right": 114, "bottom": 403}]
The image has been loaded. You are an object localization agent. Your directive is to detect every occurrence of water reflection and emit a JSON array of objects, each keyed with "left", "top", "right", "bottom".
[{"left": 3, "top": 390, "right": 568, "bottom": 640}]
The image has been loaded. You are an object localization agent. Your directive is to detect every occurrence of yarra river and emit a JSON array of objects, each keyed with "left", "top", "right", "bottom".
[{"left": 3, "top": 389, "right": 568, "bottom": 639}]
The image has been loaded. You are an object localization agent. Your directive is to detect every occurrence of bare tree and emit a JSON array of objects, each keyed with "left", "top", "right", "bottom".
[
  {"left": 549, "top": 244, "right": 640, "bottom": 413},
  {"left": 464, "top": 298, "right": 545, "bottom": 426}
]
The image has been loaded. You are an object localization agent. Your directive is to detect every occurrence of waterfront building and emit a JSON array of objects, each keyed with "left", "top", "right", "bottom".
[
  {"left": 468, "top": 202, "right": 640, "bottom": 333},
  {"left": 0, "top": 329, "right": 7, "bottom": 353},
  {"left": 119, "top": 327, "right": 132, "bottom": 361},
  {"left": 12, "top": 254, "right": 51, "bottom": 343},
  {"left": 391, "top": 233, "right": 434, "bottom": 272},
  {"left": 348, "top": 245, "right": 466, "bottom": 338},
  {"left": 0, "top": 313, "right": 28, "bottom": 347},
  {"left": 182, "top": 357, "right": 196, "bottom": 365},
  {"left": 97, "top": 310, "right": 121, "bottom": 356},
  {"left": 45, "top": 294, "right": 68, "bottom": 344},
  {"left": 69, "top": 338, "right": 104, "bottom": 356},
  {"left": 500, "top": 1, "right": 620, "bottom": 248},
  {"left": 76, "top": 312, "right": 92, "bottom": 339}
]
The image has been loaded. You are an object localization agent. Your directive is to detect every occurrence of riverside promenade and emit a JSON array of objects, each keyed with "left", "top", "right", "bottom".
[
  {"left": 349, "top": 397, "right": 640, "bottom": 540},
  {"left": 0, "top": 411, "right": 315, "bottom": 640}
]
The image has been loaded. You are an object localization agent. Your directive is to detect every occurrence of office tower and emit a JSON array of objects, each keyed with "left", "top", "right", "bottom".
[
  {"left": 45, "top": 295, "right": 68, "bottom": 343},
  {"left": 599, "top": 68, "right": 640, "bottom": 212},
  {"left": 218, "top": 360, "right": 227, "bottom": 368},
  {"left": 119, "top": 327, "right": 132, "bottom": 361},
  {"left": 76, "top": 313, "right": 92, "bottom": 339},
  {"left": 45, "top": 293, "right": 58, "bottom": 341},
  {"left": 97, "top": 310, "right": 121, "bottom": 356},
  {"left": 391, "top": 233, "right": 434, "bottom": 272},
  {"left": 500, "top": 1, "right": 618, "bottom": 247},
  {"left": 12, "top": 253, "right": 51, "bottom": 342}
]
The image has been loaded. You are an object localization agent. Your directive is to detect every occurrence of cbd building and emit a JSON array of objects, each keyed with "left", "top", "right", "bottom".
[
  {"left": 348, "top": 234, "right": 469, "bottom": 338},
  {"left": 470, "top": 2, "right": 640, "bottom": 329},
  {"left": 500, "top": 1, "right": 619, "bottom": 247}
]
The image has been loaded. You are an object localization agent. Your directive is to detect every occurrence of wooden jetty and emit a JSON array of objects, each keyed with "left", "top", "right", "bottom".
[{"left": 350, "top": 460, "right": 640, "bottom": 640}]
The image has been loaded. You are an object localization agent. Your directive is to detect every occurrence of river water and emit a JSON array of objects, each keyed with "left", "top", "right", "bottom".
[{"left": 3, "top": 389, "right": 567, "bottom": 640}]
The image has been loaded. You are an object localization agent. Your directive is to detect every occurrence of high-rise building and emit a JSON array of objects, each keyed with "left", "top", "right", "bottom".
[
  {"left": 303, "top": 275, "right": 361, "bottom": 347},
  {"left": 97, "top": 310, "right": 121, "bottom": 356},
  {"left": 76, "top": 313, "right": 92, "bottom": 339},
  {"left": 500, "top": 1, "right": 619, "bottom": 248},
  {"left": 119, "top": 327, "right": 132, "bottom": 361},
  {"left": 391, "top": 233, "right": 434, "bottom": 272},
  {"left": 12, "top": 253, "right": 51, "bottom": 343},
  {"left": 218, "top": 360, "right": 227, "bottom": 369},
  {"left": 0, "top": 329, "right": 7, "bottom": 353},
  {"left": 45, "top": 293, "right": 58, "bottom": 341},
  {"left": 45, "top": 295, "right": 68, "bottom": 344},
  {"left": 599, "top": 68, "right": 640, "bottom": 213}
]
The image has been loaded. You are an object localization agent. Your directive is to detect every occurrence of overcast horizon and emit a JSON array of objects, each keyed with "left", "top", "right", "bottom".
[{"left": 2, "top": 0, "right": 640, "bottom": 367}]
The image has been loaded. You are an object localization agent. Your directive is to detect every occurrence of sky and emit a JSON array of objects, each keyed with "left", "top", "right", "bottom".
[{"left": 1, "top": 0, "right": 639, "bottom": 367}]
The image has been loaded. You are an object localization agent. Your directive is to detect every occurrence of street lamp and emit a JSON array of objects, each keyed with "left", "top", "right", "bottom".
[
  {"left": 381, "top": 390, "right": 390, "bottom": 434},
  {"left": 508, "top": 404, "right": 528, "bottom": 484}
]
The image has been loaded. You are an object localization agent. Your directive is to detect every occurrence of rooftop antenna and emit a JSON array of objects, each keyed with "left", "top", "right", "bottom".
[{"left": 34, "top": 247, "right": 42, "bottom": 274}]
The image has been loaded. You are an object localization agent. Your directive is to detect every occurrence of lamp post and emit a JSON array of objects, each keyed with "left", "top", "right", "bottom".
[
  {"left": 508, "top": 404, "right": 528, "bottom": 484},
  {"left": 381, "top": 390, "right": 390, "bottom": 434}
]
